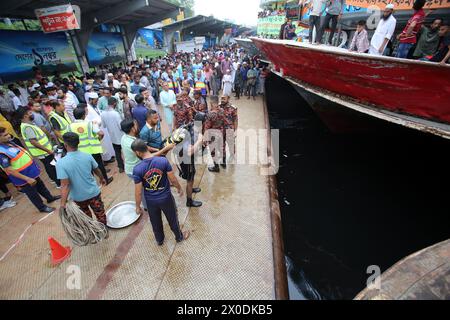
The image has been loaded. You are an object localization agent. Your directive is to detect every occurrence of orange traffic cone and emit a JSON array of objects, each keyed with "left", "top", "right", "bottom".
[{"left": 48, "top": 237, "right": 71, "bottom": 266}]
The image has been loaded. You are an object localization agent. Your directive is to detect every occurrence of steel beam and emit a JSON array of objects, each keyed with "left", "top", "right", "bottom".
[
  {"left": 92, "top": 0, "right": 150, "bottom": 26},
  {"left": 0, "top": 0, "right": 33, "bottom": 16}
]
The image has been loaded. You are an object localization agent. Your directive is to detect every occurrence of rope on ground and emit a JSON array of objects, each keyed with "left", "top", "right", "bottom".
[{"left": 59, "top": 201, "right": 108, "bottom": 247}]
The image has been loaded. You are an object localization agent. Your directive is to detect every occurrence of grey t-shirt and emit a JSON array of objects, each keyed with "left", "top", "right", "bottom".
[
  {"left": 23, "top": 125, "right": 46, "bottom": 159},
  {"left": 32, "top": 112, "right": 52, "bottom": 132}
]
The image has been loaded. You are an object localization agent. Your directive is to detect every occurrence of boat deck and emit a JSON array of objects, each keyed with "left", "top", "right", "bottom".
[
  {"left": 274, "top": 71, "right": 450, "bottom": 140},
  {"left": 0, "top": 96, "right": 278, "bottom": 300},
  {"left": 356, "top": 240, "right": 450, "bottom": 300}
]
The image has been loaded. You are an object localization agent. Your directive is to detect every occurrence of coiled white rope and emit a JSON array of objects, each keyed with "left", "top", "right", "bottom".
[{"left": 59, "top": 201, "right": 109, "bottom": 247}]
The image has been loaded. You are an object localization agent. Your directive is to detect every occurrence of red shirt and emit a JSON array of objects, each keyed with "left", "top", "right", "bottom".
[{"left": 399, "top": 9, "right": 425, "bottom": 44}]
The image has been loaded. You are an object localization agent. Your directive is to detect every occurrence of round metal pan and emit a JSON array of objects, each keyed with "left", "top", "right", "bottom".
[{"left": 106, "top": 201, "right": 141, "bottom": 229}]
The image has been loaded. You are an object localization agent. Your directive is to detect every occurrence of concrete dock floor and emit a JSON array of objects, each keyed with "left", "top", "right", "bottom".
[{"left": 0, "top": 96, "right": 276, "bottom": 300}]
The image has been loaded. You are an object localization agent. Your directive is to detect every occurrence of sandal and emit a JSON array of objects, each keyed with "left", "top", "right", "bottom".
[{"left": 182, "top": 230, "right": 191, "bottom": 241}]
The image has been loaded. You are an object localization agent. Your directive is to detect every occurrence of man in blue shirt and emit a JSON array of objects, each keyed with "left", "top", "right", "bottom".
[
  {"left": 139, "top": 110, "right": 164, "bottom": 151},
  {"left": 130, "top": 75, "right": 144, "bottom": 95},
  {"left": 57, "top": 132, "right": 107, "bottom": 225},
  {"left": 132, "top": 139, "right": 189, "bottom": 246},
  {"left": 131, "top": 94, "right": 148, "bottom": 131}
]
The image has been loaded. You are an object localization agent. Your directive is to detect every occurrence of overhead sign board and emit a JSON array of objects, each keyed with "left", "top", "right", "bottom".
[{"left": 35, "top": 4, "right": 80, "bottom": 33}]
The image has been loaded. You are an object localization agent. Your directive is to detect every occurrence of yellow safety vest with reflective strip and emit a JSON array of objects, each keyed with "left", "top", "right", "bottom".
[
  {"left": 20, "top": 123, "right": 52, "bottom": 157},
  {"left": 69, "top": 121, "right": 103, "bottom": 155},
  {"left": 49, "top": 111, "right": 71, "bottom": 143},
  {"left": 195, "top": 81, "right": 207, "bottom": 95}
]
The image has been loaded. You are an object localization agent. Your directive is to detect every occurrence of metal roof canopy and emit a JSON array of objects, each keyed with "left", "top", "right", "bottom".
[
  {"left": 163, "top": 15, "right": 242, "bottom": 36},
  {"left": 0, "top": 0, "right": 181, "bottom": 55}
]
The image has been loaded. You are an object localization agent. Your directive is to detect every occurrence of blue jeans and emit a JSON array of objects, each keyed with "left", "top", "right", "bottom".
[{"left": 396, "top": 43, "right": 414, "bottom": 59}]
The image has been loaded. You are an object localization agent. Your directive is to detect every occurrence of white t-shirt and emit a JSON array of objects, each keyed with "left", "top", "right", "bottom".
[
  {"left": 307, "top": 0, "right": 326, "bottom": 17},
  {"left": 370, "top": 15, "right": 397, "bottom": 52},
  {"left": 12, "top": 96, "right": 22, "bottom": 110}
]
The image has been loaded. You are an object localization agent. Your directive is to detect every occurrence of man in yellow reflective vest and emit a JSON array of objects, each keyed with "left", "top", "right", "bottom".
[
  {"left": 70, "top": 106, "right": 113, "bottom": 185},
  {"left": 48, "top": 100, "right": 72, "bottom": 145},
  {"left": 0, "top": 127, "right": 60, "bottom": 213},
  {"left": 18, "top": 107, "right": 60, "bottom": 188}
]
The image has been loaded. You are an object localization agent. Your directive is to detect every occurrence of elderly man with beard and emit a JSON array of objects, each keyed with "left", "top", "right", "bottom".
[{"left": 369, "top": 4, "right": 397, "bottom": 55}]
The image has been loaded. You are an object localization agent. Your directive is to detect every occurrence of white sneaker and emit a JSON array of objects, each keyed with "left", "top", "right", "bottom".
[{"left": 0, "top": 200, "right": 17, "bottom": 211}]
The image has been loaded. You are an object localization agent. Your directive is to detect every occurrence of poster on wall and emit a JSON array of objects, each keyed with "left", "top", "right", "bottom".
[
  {"left": 137, "top": 29, "right": 164, "bottom": 49},
  {"left": 86, "top": 33, "right": 126, "bottom": 67},
  {"left": 257, "top": 15, "right": 285, "bottom": 36},
  {"left": 0, "top": 30, "right": 77, "bottom": 83}
]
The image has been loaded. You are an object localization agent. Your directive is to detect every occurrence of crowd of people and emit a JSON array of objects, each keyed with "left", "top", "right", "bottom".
[
  {"left": 0, "top": 45, "right": 268, "bottom": 245},
  {"left": 277, "top": 0, "right": 449, "bottom": 64}
]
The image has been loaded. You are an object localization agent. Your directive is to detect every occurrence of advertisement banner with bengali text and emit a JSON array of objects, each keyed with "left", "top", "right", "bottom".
[
  {"left": 86, "top": 33, "right": 126, "bottom": 67},
  {"left": 257, "top": 15, "right": 286, "bottom": 36},
  {"left": 0, "top": 30, "right": 77, "bottom": 83}
]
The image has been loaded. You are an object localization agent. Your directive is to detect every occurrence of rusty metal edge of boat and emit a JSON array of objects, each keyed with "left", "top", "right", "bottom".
[{"left": 262, "top": 93, "right": 290, "bottom": 300}]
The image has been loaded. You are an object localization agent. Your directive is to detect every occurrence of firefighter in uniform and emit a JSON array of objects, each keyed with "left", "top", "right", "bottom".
[
  {"left": 204, "top": 96, "right": 227, "bottom": 173},
  {"left": 69, "top": 106, "right": 113, "bottom": 185},
  {"left": 0, "top": 127, "right": 60, "bottom": 213},
  {"left": 48, "top": 100, "right": 72, "bottom": 145},
  {"left": 220, "top": 95, "right": 238, "bottom": 168}
]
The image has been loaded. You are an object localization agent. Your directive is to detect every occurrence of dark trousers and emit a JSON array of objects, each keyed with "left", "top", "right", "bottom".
[
  {"left": 40, "top": 154, "right": 60, "bottom": 186},
  {"left": 145, "top": 196, "right": 183, "bottom": 243},
  {"left": 235, "top": 85, "right": 241, "bottom": 99},
  {"left": 0, "top": 175, "right": 9, "bottom": 194},
  {"left": 317, "top": 13, "right": 339, "bottom": 44},
  {"left": 112, "top": 144, "right": 124, "bottom": 170},
  {"left": 309, "top": 15, "right": 321, "bottom": 43},
  {"left": 246, "top": 84, "right": 256, "bottom": 97},
  {"left": 92, "top": 153, "right": 109, "bottom": 180},
  {"left": 20, "top": 177, "right": 53, "bottom": 211}
]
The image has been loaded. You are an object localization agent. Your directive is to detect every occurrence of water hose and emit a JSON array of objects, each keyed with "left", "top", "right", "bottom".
[{"left": 59, "top": 201, "right": 109, "bottom": 247}]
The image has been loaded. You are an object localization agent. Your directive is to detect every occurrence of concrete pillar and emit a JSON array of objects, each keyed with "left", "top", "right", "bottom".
[
  {"left": 163, "top": 28, "right": 177, "bottom": 54},
  {"left": 120, "top": 26, "right": 135, "bottom": 63},
  {"left": 68, "top": 30, "right": 90, "bottom": 74}
]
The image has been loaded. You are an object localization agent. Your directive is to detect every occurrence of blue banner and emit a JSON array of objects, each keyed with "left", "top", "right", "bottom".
[
  {"left": 0, "top": 30, "right": 77, "bottom": 83},
  {"left": 86, "top": 32, "right": 126, "bottom": 67},
  {"left": 137, "top": 29, "right": 163, "bottom": 49}
]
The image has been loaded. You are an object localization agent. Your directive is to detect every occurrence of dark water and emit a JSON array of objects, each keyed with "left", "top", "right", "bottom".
[{"left": 265, "top": 74, "right": 450, "bottom": 300}]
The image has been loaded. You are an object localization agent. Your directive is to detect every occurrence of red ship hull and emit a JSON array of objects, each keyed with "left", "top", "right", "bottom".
[{"left": 252, "top": 38, "right": 450, "bottom": 125}]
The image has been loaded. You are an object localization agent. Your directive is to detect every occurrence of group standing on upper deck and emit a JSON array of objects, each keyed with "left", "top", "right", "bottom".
[{"left": 275, "top": 0, "right": 450, "bottom": 64}]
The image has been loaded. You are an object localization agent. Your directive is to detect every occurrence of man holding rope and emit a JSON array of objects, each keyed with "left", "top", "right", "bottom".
[{"left": 57, "top": 132, "right": 107, "bottom": 225}]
